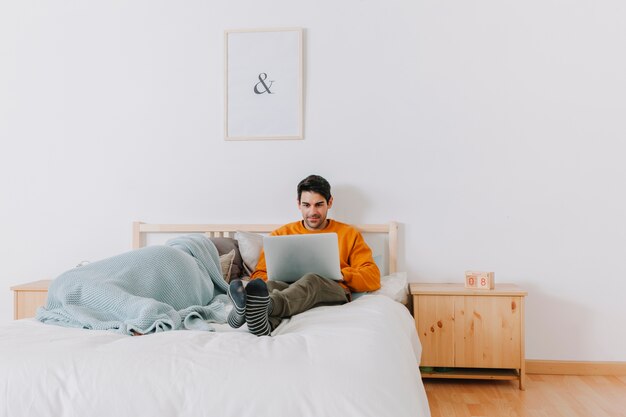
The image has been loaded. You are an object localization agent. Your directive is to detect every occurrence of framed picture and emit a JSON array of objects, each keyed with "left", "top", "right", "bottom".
[{"left": 224, "top": 28, "right": 303, "bottom": 140}]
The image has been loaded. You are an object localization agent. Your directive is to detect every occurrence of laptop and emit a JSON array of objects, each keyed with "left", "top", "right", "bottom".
[{"left": 263, "top": 233, "right": 343, "bottom": 282}]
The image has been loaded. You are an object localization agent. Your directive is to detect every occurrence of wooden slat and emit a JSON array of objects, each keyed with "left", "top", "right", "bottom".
[
  {"left": 137, "top": 224, "right": 282, "bottom": 233},
  {"left": 136, "top": 223, "right": 393, "bottom": 234}
]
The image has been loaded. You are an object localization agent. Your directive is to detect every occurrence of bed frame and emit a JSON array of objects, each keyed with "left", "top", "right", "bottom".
[{"left": 132, "top": 221, "right": 399, "bottom": 274}]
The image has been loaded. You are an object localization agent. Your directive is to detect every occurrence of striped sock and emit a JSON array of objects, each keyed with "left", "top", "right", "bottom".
[
  {"left": 245, "top": 279, "right": 272, "bottom": 336},
  {"left": 227, "top": 279, "right": 246, "bottom": 328}
]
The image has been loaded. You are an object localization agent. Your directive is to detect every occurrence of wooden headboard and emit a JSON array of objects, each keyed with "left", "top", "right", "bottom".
[{"left": 133, "top": 221, "right": 399, "bottom": 274}]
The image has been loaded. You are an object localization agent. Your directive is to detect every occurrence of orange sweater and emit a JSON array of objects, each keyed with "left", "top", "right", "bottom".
[{"left": 251, "top": 220, "right": 381, "bottom": 293}]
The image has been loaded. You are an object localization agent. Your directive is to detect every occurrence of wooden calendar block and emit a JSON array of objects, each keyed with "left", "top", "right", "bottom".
[
  {"left": 464, "top": 272, "right": 478, "bottom": 288},
  {"left": 465, "top": 271, "right": 495, "bottom": 290}
]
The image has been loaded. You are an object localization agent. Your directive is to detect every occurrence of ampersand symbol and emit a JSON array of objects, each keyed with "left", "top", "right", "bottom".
[{"left": 254, "top": 73, "right": 274, "bottom": 94}]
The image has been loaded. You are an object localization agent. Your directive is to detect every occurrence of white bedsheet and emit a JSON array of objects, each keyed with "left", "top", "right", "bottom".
[{"left": 0, "top": 295, "right": 430, "bottom": 417}]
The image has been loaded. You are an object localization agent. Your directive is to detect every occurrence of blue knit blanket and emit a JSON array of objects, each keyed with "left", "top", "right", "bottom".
[{"left": 36, "top": 234, "right": 230, "bottom": 335}]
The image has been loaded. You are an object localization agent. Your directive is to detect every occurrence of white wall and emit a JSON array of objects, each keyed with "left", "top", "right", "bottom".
[{"left": 1, "top": 0, "right": 625, "bottom": 361}]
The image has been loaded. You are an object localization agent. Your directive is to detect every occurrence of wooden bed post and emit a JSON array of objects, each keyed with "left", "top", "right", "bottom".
[
  {"left": 132, "top": 222, "right": 144, "bottom": 249},
  {"left": 388, "top": 222, "right": 399, "bottom": 274}
]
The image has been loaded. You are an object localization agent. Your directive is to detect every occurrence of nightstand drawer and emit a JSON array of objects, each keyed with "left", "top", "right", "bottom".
[{"left": 11, "top": 280, "right": 51, "bottom": 320}]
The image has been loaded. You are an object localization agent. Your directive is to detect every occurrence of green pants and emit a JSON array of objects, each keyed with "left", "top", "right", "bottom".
[{"left": 266, "top": 273, "right": 350, "bottom": 330}]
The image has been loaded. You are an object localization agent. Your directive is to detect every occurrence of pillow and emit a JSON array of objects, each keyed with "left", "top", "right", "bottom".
[
  {"left": 209, "top": 237, "right": 244, "bottom": 280},
  {"left": 352, "top": 272, "right": 408, "bottom": 304},
  {"left": 234, "top": 231, "right": 264, "bottom": 275},
  {"left": 219, "top": 249, "right": 236, "bottom": 283},
  {"left": 370, "top": 272, "right": 408, "bottom": 305}
]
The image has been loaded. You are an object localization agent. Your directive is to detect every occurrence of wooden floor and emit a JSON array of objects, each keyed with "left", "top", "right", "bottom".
[{"left": 424, "top": 374, "right": 626, "bottom": 417}]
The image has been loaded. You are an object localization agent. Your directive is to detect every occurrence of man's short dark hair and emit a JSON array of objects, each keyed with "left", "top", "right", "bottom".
[{"left": 297, "top": 175, "right": 332, "bottom": 203}]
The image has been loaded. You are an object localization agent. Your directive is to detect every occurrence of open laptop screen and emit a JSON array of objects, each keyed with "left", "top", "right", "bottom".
[{"left": 263, "top": 233, "right": 342, "bottom": 282}]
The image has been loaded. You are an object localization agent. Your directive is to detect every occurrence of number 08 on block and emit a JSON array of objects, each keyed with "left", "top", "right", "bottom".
[{"left": 464, "top": 271, "right": 495, "bottom": 290}]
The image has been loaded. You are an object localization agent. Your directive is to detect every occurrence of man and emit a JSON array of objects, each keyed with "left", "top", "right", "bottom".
[{"left": 227, "top": 174, "right": 380, "bottom": 336}]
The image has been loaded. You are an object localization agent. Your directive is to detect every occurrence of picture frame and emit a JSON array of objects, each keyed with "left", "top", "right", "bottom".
[{"left": 224, "top": 27, "right": 304, "bottom": 141}]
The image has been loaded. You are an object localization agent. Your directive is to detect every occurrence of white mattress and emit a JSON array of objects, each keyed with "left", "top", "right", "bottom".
[{"left": 0, "top": 295, "right": 430, "bottom": 417}]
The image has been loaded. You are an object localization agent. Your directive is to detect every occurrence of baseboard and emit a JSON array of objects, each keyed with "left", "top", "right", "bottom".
[{"left": 526, "top": 360, "right": 626, "bottom": 376}]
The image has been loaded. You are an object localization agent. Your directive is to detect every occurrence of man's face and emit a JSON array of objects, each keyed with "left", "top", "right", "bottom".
[{"left": 298, "top": 191, "right": 333, "bottom": 231}]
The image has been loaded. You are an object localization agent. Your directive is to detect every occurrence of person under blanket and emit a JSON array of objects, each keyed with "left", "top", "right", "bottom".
[
  {"left": 227, "top": 174, "right": 380, "bottom": 336},
  {"left": 36, "top": 234, "right": 230, "bottom": 335}
]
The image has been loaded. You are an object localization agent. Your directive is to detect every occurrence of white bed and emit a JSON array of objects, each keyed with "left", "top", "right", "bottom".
[{"left": 0, "top": 222, "right": 430, "bottom": 417}]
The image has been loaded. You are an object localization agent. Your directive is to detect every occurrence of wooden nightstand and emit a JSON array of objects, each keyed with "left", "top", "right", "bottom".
[
  {"left": 10, "top": 280, "right": 51, "bottom": 319},
  {"left": 410, "top": 283, "right": 527, "bottom": 390}
]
